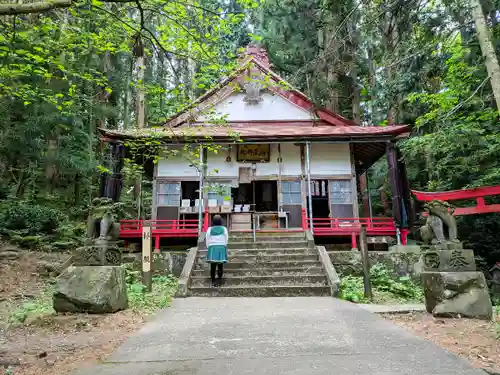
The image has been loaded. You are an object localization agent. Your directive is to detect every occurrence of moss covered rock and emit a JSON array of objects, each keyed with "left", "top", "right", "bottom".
[{"left": 53, "top": 266, "right": 128, "bottom": 313}]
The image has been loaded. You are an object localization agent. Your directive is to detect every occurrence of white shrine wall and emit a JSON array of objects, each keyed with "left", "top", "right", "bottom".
[{"left": 156, "top": 143, "right": 353, "bottom": 179}]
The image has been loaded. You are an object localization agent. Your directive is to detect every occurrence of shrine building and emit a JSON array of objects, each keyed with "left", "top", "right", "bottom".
[{"left": 99, "top": 45, "right": 413, "bottom": 250}]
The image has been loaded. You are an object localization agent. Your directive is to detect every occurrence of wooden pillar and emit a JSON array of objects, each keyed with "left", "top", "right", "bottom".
[
  {"left": 358, "top": 172, "right": 370, "bottom": 217},
  {"left": 151, "top": 163, "right": 158, "bottom": 220},
  {"left": 386, "top": 142, "right": 412, "bottom": 229},
  {"left": 198, "top": 145, "right": 205, "bottom": 235},
  {"left": 349, "top": 144, "right": 360, "bottom": 218},
  {"left": 100, "top": 142, "right": 124, "bottom": 201},
  {"left": 305, "top": 142, "right": 313, "bottom": 231}
]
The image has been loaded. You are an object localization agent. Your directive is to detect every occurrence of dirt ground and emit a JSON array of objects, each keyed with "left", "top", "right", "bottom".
[
  {"left": 383, "top": 312, "right": 500, "bottom": 374},
  {"left": 2, "top": 247, "right": 499, "bottom": 375},
  {"left": 0, "top": 248, "right": 145, "bottom": 375}
]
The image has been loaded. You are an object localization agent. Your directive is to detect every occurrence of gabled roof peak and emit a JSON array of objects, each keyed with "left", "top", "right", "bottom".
[{"left": 243, "top": 44, "right": 270, "bottom": 68}]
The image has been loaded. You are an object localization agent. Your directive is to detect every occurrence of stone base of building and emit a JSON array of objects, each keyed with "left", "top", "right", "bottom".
[{"left": 389, "top": 245, "right": 422, "bottom": 253}]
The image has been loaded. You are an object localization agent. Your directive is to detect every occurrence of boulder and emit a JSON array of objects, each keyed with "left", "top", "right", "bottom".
[
  {"left": 36, "top": 260, "right": 61, "bottom": 276},
  {"left": 421, "top": 271, "right": 492, "bottom": 320},
  {"left": 53, "top": 266, "right": 128, "bottom": 313}
]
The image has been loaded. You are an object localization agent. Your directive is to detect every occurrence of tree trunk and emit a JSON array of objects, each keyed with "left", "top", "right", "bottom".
[
  {"left": 15, "top": 169, "right": 25, "bottom": 198},
  {"left": 471, "top": 0, "right": 500, "bottom": 114},
  {"left": 74, "top": 173, "right": 80, "bottom": 205},
  {"left": 45, "top": 136, "right": 58, "bottom": 195},
  {"left": 351, "top": 65, "right": 361, "bottom": 124},
  {"left": 368, "top": 47, "right": 377, "bottom": 124},
  {"left": 0, "top": 0, "right": 71, "bottom": 15},
  {"left": 133, "top": 35, "right": 145, "bottom": 208},
  {"left": 135, "top": 37, "right": 146, "bottom": 130}
]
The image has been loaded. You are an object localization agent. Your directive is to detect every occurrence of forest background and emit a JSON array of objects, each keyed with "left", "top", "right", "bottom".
[{"left": 0, "top": 0, "right": 499, "bottom": 267}]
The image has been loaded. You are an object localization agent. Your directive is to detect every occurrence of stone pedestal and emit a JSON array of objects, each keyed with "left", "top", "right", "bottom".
[
  {"left": 389, "top": 245, "right": 421, "bottom": 253},
  {"left": 73, "top": 243, "right": 122, "bottom": 266},
  {"left": 421, "top": 271, "right": 492, "bottom": 320},
  {"left": 419, "top": 249, "right": 476, "bottom": 272}
]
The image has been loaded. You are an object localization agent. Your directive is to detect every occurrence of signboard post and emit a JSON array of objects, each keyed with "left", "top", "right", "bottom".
[
  {"left": 359, "top": 226, "right": 372, "bottom": 299},
  {"left": 142, "top": 220, "right": 153, "bottom": 292}
]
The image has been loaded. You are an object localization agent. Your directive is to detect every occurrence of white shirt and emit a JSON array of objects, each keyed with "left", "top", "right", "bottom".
[{"left": 205, "top": 226, "right": 229, "bottom": 247}]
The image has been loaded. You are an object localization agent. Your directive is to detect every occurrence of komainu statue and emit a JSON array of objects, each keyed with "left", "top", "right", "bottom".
[
  {"left": 75, "top": 198, "right": 122, "bottom": 266},
  {"left": 418, "top": 200, "right": 460, "bottom": 246},
  {"left": 85, "top": 198, "right": 121, "bottom": 244}
]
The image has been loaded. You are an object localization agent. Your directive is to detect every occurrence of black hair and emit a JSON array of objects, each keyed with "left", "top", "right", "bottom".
[{"left": 212, "top": 215, "right": 223, "bottom": 226}]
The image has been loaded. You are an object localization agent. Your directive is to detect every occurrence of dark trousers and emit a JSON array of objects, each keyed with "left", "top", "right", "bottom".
[{"left": 210, "top": 262, "right": 224, "bottom": 282}]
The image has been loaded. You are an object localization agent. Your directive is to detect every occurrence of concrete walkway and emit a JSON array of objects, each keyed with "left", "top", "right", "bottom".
[
  {"left": 75, "top": 297, "right": 485, "bottom": 375},
  {"left": 358, "top": 303, "right": 426, "bottom": 314}
]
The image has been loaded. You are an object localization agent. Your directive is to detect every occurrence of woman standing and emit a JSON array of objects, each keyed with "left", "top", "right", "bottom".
[{"left": 205, "top": 215, "right": 229, "bottom": 286}]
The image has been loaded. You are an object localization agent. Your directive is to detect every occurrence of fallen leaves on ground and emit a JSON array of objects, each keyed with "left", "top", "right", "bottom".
[
  {"left": 0, "top": 249, "right": 145, "bottom": 375},
  {"left": 383, "top": 312, "right": 500, "bottom": 373}
]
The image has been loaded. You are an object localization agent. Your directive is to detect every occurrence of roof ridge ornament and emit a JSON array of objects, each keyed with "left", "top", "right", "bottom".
[
  {"left": 243, "top": 76, "right": 264, "bottom": 104},
  {"left": 243, "top": 44, "right": 270, "bottom": 68}
]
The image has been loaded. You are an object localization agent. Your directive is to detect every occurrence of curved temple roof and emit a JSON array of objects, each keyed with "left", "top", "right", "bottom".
[{"left": 99, "top": 45, "right": 411, "bottom": 173}]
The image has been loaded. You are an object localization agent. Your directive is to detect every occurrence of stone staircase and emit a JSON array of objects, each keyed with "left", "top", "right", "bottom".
[{"left": 188, "top": 232, "right": 331, "bottom": 297}]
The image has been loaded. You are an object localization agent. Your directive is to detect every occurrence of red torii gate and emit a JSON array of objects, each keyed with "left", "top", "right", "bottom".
[{"left": 411, "top": 185, "right": 500, "bottom": 215}]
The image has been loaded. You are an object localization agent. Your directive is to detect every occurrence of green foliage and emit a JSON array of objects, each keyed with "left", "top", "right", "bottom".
[
  {"left": 0, "top": 0, "right": 257, "bottom": 228},
  {"left": 369, "top": 264, "right": 424, "bottom": 301},
  {"left": 0, "top": 200, "right": 66, "bottom": 235},
  {"left": 9, "top": 287, "right": 55, "bottom": 325},
  {"left": 124, "top": 266, "right": 178, "bottom": 314},
  {"left": 340, "top": 275, "right": 367, "bottom": 303},
  {"left": 340, "top": 264, "right": 424, "bottom": 304}
]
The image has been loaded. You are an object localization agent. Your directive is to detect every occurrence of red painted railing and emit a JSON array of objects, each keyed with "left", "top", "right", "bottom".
[
  {"left": 120, "top": 219, "right": 199, "bottom": 237},
  {"left": 308, "top": 217, "right": 396, "bottom": 236},
  {"left": 120, "top": 219, "right": 200, "bottom": 252},
  {"left": 301, "top": 208, "right": 308, "bottom": 230},
  {"left": 120, "top": 215, "right": 398, "bottom": 251},
  {"left": 202, "top": 209, "right": 209, "bottom": 232},
  {"left": 307, "top": 216, "right": 397, "bottom": 249}
]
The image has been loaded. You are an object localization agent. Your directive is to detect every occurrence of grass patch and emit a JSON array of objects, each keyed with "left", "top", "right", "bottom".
[
  {"left": 8, "top": 287, "right": 55, "bottom": 326},
  {"left": 125, "top": 267, "right": 178, "bottom": 314},
  {"left": 6, "top": 266, "right": 178, "bottom": 327},
  {"left": 339, "top": 264, "right": 424, "bottom": 304}
]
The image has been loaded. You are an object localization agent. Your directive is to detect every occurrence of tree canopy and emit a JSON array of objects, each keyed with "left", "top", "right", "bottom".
[{"left": 1, "top": 0, "right": 500, "bottom": 264}]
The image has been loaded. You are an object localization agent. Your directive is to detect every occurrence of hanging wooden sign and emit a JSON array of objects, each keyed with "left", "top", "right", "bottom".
[{"left": 237, "top": 144, "right": 270, "bottom": 162}]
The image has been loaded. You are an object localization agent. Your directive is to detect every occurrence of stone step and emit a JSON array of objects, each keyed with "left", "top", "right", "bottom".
[
  {"left": 199, "top": 254, "right": 319, "bottom": 263},
  {"left": 229, "top": 235, "right": 306, "bottom": 243},
  {"left": 229, "top": 232, "right": 306, "bottom": 240},
  {"left": 191, "top": 266, "right": 325, "bottom": 277},
  {"left": 228, "top": 241, "right": 310, "bottom": 249},
  {"left": 194, "top": 260, "right": 322, "bottom": 270},
  {"left": 190, "top": 274, "right": 328, "bottom": 287},
  {"left": 197, "top": 248, "right": 314, "bottom": 257},
  {"left": 188, "top": 285, "right": 331, "bottom": 297}
]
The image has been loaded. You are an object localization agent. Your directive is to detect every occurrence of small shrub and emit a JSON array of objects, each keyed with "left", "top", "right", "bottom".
[
  {"left": 123, "top": 266, "right": 178, "bottom": 314},
  {"left": 340, "top": 276, "right": 368, "bottom": 303},
  {"left": 370, "top": 264, "right": 424, "bottom": 301},
  {"left": 9, "top": 288, "right": 55, "bottom": 325},
  {"left": 339, "top": 264, "right": 424, "bottom": 304},
  {"left": 0, "top": 200, "right": 66, "bottom": 235}
]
